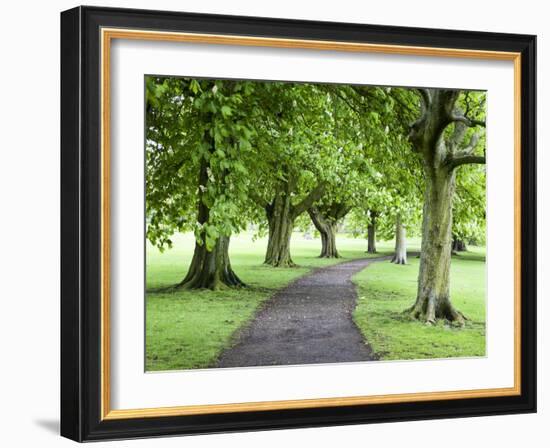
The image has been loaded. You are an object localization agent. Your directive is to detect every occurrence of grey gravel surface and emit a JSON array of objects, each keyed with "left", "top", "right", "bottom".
[{"left": 216, "top": 256, "right": 392, "bottom": 368}]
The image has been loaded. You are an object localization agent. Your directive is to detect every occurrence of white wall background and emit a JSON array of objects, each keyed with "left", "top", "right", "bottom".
[{"left": 0, "top": 0, "right": 545, "bottom": 446}]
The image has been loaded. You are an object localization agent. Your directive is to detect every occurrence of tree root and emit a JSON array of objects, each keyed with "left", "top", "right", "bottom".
[
  {"left": 177, "top": 269, "right": 246, "bottom": 291},
  {"left": 264, "top": 258, "right": 296, "bottom": 268},
  {"left": 391, "top": 255, "right": 407, "bottom": 265},
  {"left": 405, "top": 301, "right": 468, "bottom": 327},
  {"left": 319, "top": 252, "right": 340, "bottom": 259}
]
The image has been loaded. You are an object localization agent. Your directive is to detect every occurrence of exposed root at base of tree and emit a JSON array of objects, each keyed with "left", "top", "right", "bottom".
[
  {"left": 263, "top": 259, "right": 296, "bottom": 268},
  {"left": 176, "top": 270, "right": 246, "bottom": 291},
  {"left": 405, "top": 300, "right": 468, "bottom": 327},
  {"left": 391, "top": 256, "right": 407, "bottom": 265},
  {"left": 319, "top": 253, "right": 340, "bottom": 259}
]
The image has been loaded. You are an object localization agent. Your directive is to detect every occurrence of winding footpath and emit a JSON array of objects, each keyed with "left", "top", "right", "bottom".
[{"left": 216, "top": 255, "right": 392, "bottom": 368}]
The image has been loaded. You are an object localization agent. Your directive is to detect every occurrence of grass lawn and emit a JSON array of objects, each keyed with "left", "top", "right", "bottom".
[
  {"left": 352, "top": 248, "right": 486, "bottom": 361},
  {"left": 146, "top": 231, "right": 392, "bottom": 371}
]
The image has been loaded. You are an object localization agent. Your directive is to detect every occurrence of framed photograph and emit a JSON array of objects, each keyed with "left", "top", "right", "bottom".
[{"left": 60, "top": 6, "right": 536, "bottom": 442}]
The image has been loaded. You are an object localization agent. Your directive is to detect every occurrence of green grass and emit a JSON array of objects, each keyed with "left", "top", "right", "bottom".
[
  {"left": 146, "top": 232, "right": 393, "bottom": 371},
  {"left": 147, "top": 232, "right": 486, "bottom": 370},
  {"left": 352, "top": 247, "right": 486, "bottom": 361}
]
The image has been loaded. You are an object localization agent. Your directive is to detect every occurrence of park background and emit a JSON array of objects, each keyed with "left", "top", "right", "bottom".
[{"left": 0, "top": 0, "right": 546, "bottom": 447}]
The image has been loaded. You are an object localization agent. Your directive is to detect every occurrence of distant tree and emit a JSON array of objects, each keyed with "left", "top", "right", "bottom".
[
  {"left": 453, "top": 162, "right": 486, "bottom": 252},
  {"left": 367, "top": 210, "right": 379, "bottom": 254},
  {"left": 243, "top": 83, "right": 336, "bottom": 267},
  {"left": 308, "top": 204, "right": 350, "bottom": 258},
  {"left": 306, "top": 89, "right": 376, "bottom": 258}
]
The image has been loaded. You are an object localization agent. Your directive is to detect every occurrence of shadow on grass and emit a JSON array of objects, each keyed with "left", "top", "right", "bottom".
[
  {"left": 146, "top": 284, "right": 277, "bottom": 297},
  {"left": 375, "top": 309, "right": 485, "bottom": 331},
  {"left": 145, "top": 256, "right": 370, "bottom": 294},
  {"left": 452, "top": 251, "right": 486, "bottom": 262}
]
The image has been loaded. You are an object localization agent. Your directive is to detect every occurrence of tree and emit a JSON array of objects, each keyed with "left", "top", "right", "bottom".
[
  {"left": 335, "top": 85, "right": 423, "bottom": 257},
  {"left": 146, "top": 77, "right": 257, "bottom": 289},
  {"left": 384, "top": 155, "right": 424, "bottom": 266},
  {"left": 176, "top": 132, "right": 245, "bottom": 289},
  {"left": 246, "top": 83, "right": 348, "bottom": 267},
  {"left": 391, "top": 213, "right": 407, "bottom": 264},
  {"left": 308, "top": 203, "right": 350, "bottom": 258},
  {"left": 367, "top": 210, "right": 379, "bottom": 253},
  {"left": 304, "top": 89, "right": 375, "bottom": 259},
  {"left": 262, "top": 180, "right": 326, "bottom": 266},
  {"left": 452, "top": 161, "right": 486, "bottom": 253},
  {"left": 350, "top": 185, "right": 421, "bottom": 266},
  {"left": 405, "top": 89, "right": 486, "bottom": 324}
]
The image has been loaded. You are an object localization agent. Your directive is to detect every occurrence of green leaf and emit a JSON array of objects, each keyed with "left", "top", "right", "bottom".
[
  {"left": 221, "top": 105, "right": 232, "bottom": 118},
  {"left": 189, "top": 79, "right": 200, "bottom": 94}
]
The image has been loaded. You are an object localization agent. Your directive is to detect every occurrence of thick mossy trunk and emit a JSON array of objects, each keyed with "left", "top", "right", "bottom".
[
  {"left": 405, "top": 88, "right": 484, "bottom": 325},
  {"left": 367, "top": 211, "right": 377, "bottom": 254},
  {"left": 308, "top": 207, "right": 339, "bottom": 258},
  {"left": 391, "top": 214, "right": 407, "bottom": 265},
  {"left": 178, "top": 135, "right": 244, "bottom": 290},
  {"left": 262, "top": 176, "right": 325, "bottom": 267},
  {"left": 264, "top": 190, "right": 295, "bottom": 267},
  {"left": 407, "top": 166, "right": 465, "bottom": 325},
  {"left": 320, "top": 224, "right": 338, "bottom": 258},
  {"left": 178, "top": 235, "right": 244, "bottom": 290}
]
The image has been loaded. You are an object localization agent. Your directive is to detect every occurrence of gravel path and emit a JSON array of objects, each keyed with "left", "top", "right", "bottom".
[{"left": 216, "top": 255, "right": 391, "bottom": 368}]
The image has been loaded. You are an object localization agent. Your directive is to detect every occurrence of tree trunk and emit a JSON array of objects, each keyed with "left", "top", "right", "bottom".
[
  {"left": 367, "top": 211, "right": 377, "bottom": 254},
  {"left": 178, "top": 135, "right": 244, "bottom": 290},
  {"left": 179, "top": 235, "right": 244, "bottom": 289},
  {"left": 452, "top": 236, "right": 467, "bottom": 252},
  {"left": 407, "top": 165, "right": 465, "bottom": 325},
  {"left": 264, "top": 189, "right": 295, "bottom": 267},
  {"left": 308, "top": 207, "right": 339, "bottom": 258},
  {"left": 261, "top": 177, "right": 326, "bottom": 267},
  {"left": 404, "top": 88, "right": 486, "bottom": 324},
  {"left": 320, "top": 223, "right": 338, "bottom": 258},
  {"left": 391, "top": 214, "right": 407, "bottom": 265}
]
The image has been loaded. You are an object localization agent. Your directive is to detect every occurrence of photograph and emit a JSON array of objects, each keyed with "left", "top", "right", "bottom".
[{"left": 144, "top": 77, "right": 487, "bottom": 371}]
